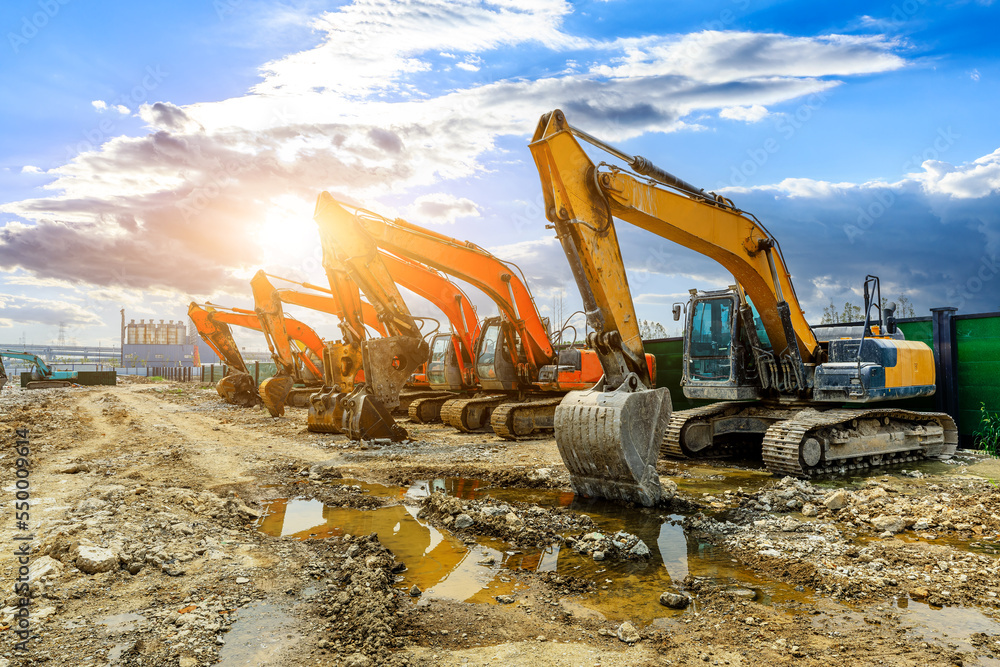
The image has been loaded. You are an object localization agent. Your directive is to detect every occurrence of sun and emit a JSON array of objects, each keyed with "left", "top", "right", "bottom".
[{"left": 255, "top": 195, "right": 321, "bottom": 263}]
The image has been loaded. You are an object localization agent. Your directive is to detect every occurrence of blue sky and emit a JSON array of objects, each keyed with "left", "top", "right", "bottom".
[{"left": 0, "top": 0, "right": 997, "bottom": 348}]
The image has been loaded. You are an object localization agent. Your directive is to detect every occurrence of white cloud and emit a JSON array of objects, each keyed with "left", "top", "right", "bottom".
[
  {"left": 0, "top": 293, "right": 102, "bottom": 327},
  {"left": 0, "top": 1, "right": 914, "bottom": 302},
  {"left": 405, "top": 193, "right": 481, "bottom": 224},
  {"left": 719, "top": 104, "right": 769, "bottom": 123},
  {"left": 20, "top": 165, "right": 42, "bottom": 174},
  {"left": 971, "top": 68, "right": 981, "bottom": 82},
  {"left": 92, "top": 100, "right": 108, "bottom": 111}
]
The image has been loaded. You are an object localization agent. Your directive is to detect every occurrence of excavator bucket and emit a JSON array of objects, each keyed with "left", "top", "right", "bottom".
[
  {"left": 553, "top": 374, "right": 672, "bottom": 506},
  {"left": 342, "top": 384, "right": 409, "bottom": 442},
  {"left": 307, "top": 386, "right": 347, "bottom": 433},
  {"left": 216, "top": 372, "right": 261, "bottom": 408},
  {"left": 361, "top": 336, "right": 429, "bottom": 410},
  {"left": 259, "top": 375, "right": 294, "bottom": 417}
]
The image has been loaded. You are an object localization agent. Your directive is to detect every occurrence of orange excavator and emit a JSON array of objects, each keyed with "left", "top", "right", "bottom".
[
  {"left": 249, "top": 270, "right": 387, "bottom": 416},
  {"left": 313, "top": 192, "right": 656, "bottom": 439},
  {"left": 188, "top": 301, "right": 329, "bottom": 408},
  {"left": 373, "top": 252, "right": 482, "bottom": 422},
  {"left": 312, "top": 193, "right": 430, "bottom": 441}
]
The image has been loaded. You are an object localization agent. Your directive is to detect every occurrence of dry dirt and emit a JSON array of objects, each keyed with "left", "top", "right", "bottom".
[{"left": 2, "top": 380, "right": 1000, "bottom": 666}]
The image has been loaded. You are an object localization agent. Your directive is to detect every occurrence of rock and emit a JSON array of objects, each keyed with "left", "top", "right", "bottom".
[
  {"left": 593, "top": 551, "right": 606, "bottom": 561},
  {"left": 343, "top": 653, "right": 373, "bottom": 667},
  {"left": 779, "top": 517, "right": 801, "bottom": 532},
  {"left": 179, "top": 658, "right": 198, "bottom": 667},
  {"left": 727, "top": 588, "right": 756, "bottom": 600},
  {"left": 913, "top": 518, "right": 932, "bottom": 530},
  {"left": 628, "top": 540, "right": 650, "bottom": 558},
  {"left": 454, "top": 513, "right": 474, "bottom": 530},
  {"left": 801, "top": 503, "right": 819, "bottom": 517},
  {"left": 29, "top": 556, "right": 63, "bottom": 581},
  {"left": 910, "top": 587, "right": 929, "bottom": 599},
  {"left": 659, "top": 592, "right": 690, "bottom": 609},
  {"left": 76, "top": 546, "right": 119, "bottom": 574},
  {"left": 235, "top": 577, "right": 250, "bottom": 584},
  {"left": 410, "top": 585, "right": 421, "bottom": 597},
  {"left": 758, "top": 549, "right": 782, "bottom": 558},
  {"left": 661, "top": 479, "right": 679, "bottom": 499},
  {"left": 871, "top": 515, "right": 905, "bottom": 534},
  {"left": 527, "top": 468, "right": 551, "bottom": 482},
  {"left": 127, "top": 562, "right": 143, "bottom": 575},
  {"left": 616, "top": 621, "right": 641, "bottom": 643},
  {"left": 495, "top": 595, "right": 515, "bottom": 604},
  {"left": 58, "top": 463, "right": 91, "bottom": 474},
  {"left": 824, "top": 491, "right": 849, "bottom": 510}
]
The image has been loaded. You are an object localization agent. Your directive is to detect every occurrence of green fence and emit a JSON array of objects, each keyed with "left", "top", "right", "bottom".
[
  {"left": 644, "top": 310, "right": 1000, "bottom": 445},
  {"left": 954, "top": 315, "right": 1000, "bottom": 440},
  {"left": 201, "top": 362, "right": 278, "bottom": 384}
]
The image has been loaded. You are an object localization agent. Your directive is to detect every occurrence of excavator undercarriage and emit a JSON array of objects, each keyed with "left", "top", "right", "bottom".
[{"left": 662, "top": 402, "right": 957, "bottom": 476}]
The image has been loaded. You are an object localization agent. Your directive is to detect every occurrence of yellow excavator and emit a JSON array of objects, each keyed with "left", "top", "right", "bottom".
[{"left": 529, "top": 109, "right": 957, "bottom": 505}]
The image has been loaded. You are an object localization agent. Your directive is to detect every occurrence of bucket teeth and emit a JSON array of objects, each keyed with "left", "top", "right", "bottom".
[{"left": 554, "top": 378, "right": 671, "bottom": 507}]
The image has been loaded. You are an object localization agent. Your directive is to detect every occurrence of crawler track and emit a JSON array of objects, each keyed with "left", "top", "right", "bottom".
[
  {"left": 491, "top": 397, "right": 564, "bottom": 440},
  {"left": 761, "top": 408, "right": 958, "bottom": 477}
]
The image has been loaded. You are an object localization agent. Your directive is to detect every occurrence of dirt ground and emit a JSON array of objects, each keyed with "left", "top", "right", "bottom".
[{"left": 3, "top": 380, "right": 1000, "bottom": 666}]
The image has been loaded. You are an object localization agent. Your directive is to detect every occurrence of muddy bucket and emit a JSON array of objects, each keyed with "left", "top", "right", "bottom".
[
  {"left": 554, "top": 374, "right": 671, "bottom": 506},
  {"left": 259, "top": 375, "right": 294, "bottom": 417},
  {"left": 343, "top": 385, "right": 408, "bottom": 442},
  {"left": 217, "top": 372, "right": 261, "bottom": 408}
]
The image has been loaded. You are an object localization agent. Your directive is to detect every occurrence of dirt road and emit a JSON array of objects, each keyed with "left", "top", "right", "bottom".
[{"left": 2, "top": 380, "right": 1000, "bottom": 666}]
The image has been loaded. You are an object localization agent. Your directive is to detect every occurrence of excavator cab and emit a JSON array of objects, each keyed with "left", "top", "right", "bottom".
[
  {"left": 474, "top": 317, "right": 520, "bottom": 391},
  {"left": 426, "top": 333, "right": 468, "bottom": 391},
  {"left": 681, "top": 289, "right": 769, "bottom": 401}
]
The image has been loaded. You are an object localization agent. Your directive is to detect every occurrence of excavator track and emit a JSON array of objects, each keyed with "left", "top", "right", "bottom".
[
  {"left": 25, "top": 380, "right": 73, "bottom": 390},
  {"left": 661, "top": 402, "right": 744, "bottom": 458},
  {"left": 397, "top": 390, "right": 454, "bottom": 416},
  {"left": 408, "top": 395, "right": 452, "bottom": 423},
  {"left": 761, "top": 408, "right": 958, "bottom": 477},
  {"left": 491, "top": 397, "right": 564, "bottom": 440},
  {"left": 440, "top": 394, "right": 508, "bottom": 432}
]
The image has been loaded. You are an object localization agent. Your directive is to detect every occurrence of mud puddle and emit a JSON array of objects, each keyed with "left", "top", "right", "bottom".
[
  {"left": 256, "top": 495, "right": 523, "bottom": 604},
  {"left": 217, "top": 601, "right": 301, "bottom": 666},
  {"left": 895, "top": 598, "right": 1000, "bottom": 665},
  {"left": 257, "top": 476, "right": 821, "bottom": 623}
]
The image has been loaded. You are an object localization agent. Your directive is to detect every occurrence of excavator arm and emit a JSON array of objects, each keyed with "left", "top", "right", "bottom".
[
  {"left": 314, "top": 192, "right": 553, "bottom": 385},
  {"left": 315, "top": 195, "right": 430, "bottom": 412},
  {"left": 530, "top": 110, "right": 820, "bottom": 381}
]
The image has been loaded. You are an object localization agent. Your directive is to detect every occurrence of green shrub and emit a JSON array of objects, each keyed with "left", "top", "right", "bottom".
[{"left": 975, "top": 402, "right": 1000, "bottom": 458}]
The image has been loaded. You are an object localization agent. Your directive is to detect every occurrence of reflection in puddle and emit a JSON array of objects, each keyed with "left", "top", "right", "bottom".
[
  {"left": 257, "top": 497, "right": 523, "bottom": 603},
  {"left": 257, "top": 476, "right": 822, "bottom": 622},
  {"left": 898, "top": 599, "right": 1000, "bottom": 665}
]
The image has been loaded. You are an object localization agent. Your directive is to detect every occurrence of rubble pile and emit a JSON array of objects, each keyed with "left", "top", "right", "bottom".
[
  {"left": 417, "top": 492, "right": 593, "bottom": 547},
  {"left": 565, "top": 530, "right": 652, "bottom": 561}
]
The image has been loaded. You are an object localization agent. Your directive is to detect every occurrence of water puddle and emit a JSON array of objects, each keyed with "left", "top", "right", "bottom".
[
  {"left": 256, "top": 476, "right": 818, "bottom": 622},
  {"left": 896, "top": 598, "right": 1000, "bottom": 665},
  {"left": 217, "top": 601, "right": 300, "bottom": 666},
  {"left": 98, "top": 611, "right": 145, "bottom": 632}
]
